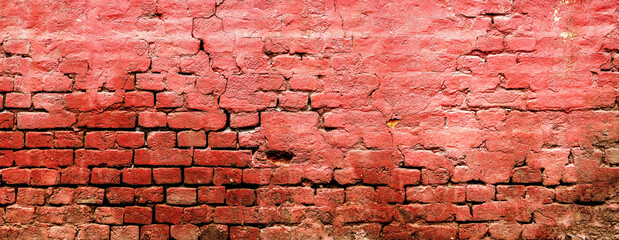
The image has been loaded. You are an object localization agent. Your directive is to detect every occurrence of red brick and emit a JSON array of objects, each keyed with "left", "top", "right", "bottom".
[
  {"left": 147, "top": 131, "right": 176, "bottom": 148},
  {"left": 230, "top": 112, "right": 259, "bottom": 128},
  {"left": 315, "top": 188, "right": 345, "bottom": 207},
  {"left": 123, "top": 206, "right": 152, "bottom": 225},
  {"left": 279, "top": 91, "right": 308, "bottom": 110},
  {"left": 16, "top": 187, "right": 45, "bottom": 205},
  {"left": 466, "top": 185, "right": 495, "bottom": 202},
  {"left": 154, "top": 204, "right": 183, "bottom": 224},
  {"left": 166, "top": 187, "right": 196, "bottom": 205},
  {"left": 156, "top": 91, "right": 184, "bottom": 108},
  {"left": 0, "top": 112, "right": 14, "bottom": 129},
  {"left": 167, "top": 112, "right": 227, "bottom": 130},
  {"left": 2, "top": 38, "right": 30, "bottom": 55},
  {"left": 134, "top": 149, "right": 193, "bottom": 166},
  {"left": 85, "top": 131, "right": 116, "bottom": 150},
  {"left": 135, "top": 187, "right": 165, "bottom": 204},
  {"left": 16, "top": 112, "right": 76, "bottom": 129},
  {"left": 77, "top": 224, "right": 110, "bottom": 240},
  {"left": 5, "top": 93, "right": 31, "bottom": 108},
  {"left": 60, "top": 166, "right": 90, "bottom": 185},
  {"left": 139, "top": 112, "right": 167, "bottom": 128},
  {"left": 115, "top": 131, "right": 144, "bottom": 148},
  {"left": 242, "top": 168, "right": 272, "bottom": 185},
  {"left": 77, "top": 111, "right": 137, "bottom": 128},
  {"left": 226, "top": 189, "right": 256, "bottom": 206},
  {"left": 15, "top": 149, "right": 73, "bottom": 167},
  {"left": 47, "top": 187, "right": 74, "bottom": 205},
  {"left": 54, "top": 131, "right": 84, "bottom": 148},
  {"left": 0, "top": 187, "right": 16, "bottom": 204},
  {"left": 91, "top": 168, "right": 121, "bottom": 185},
  {"left": 153, "top": 168, "right": 182, "bottom": 184},
  {"left": 171, "top": 224, "right": 201, "bottom": 240},
  {"left": 184, "top": 167, "right": 213, "bottom": 185},
  {"left": 213, "top": 206, "right": 244, "bottom": 224},
  {"left": 194, "top": 150, "right": 251, "bottom": 167},
  {"left": 213, "top": 168, "right": 243, "bottom": 186},
  {"left": 208, "top": 131, "right": 237, "bottom": 148},
  {"left": 94, "top": 207, "right": 124, "bottom": 225},
  {"left": 122, "top": 168, "right": 152, "bottom": 185},
  {"left": 106, "top": 187, "right": 135, "bottom": 204},
  {"left": 183, "top": 205, "right": 214, "bottom": 224},
  {"left": 230, "top": 226, "right": 259, "bottom": 240},
  {"left": 0, "top": 132, "right": 24, "bottom": 149},
  {"left": 187, "top": 92, "right": 219, "bottom": 111},
  {"left": 140, "top": 224, "right": 170, "bottom": 240},
  {"left": 124, "top": 91, "right": 154, "bottom": 107},
  {"left": 177, "top": 130, "right": 206, "bottom": 147},
  {"left": 346, "top": 186, "right": 375, "bottom": 203},
  {"left": 75, "top": 150, "right": 132, "bottom": 167},
  {"left": 0, "top": 150, "right": 15, "bottom": 167},
  {"left": 5, "top": 205, "right": 35, "bottom": 223},
  {"left": 111, "top": 226, "right": 139, "bottom": 240},
  {"left": 30, "top": 168, "right": 60, "bottom": 186},
  {"left": 74, "top": 187, "right": 104, "bottom": 204},
  {"left": 136, "top": 73, "right": 165, "bottom": 91},
  {"left": 24, "top": 132, "right": 53, "bottom": 148},
  {"left": 198, "top": 186, "right": 225, "bottom": 204}
]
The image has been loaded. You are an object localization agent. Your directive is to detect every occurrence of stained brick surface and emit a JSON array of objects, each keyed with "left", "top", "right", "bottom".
[{"left": 0, "top": 0, "right": 618, "bottom": 239}]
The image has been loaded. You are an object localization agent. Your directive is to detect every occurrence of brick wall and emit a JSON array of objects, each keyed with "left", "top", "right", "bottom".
[{"left": 0, "top": 0, "right": 618, "bottom": 239}]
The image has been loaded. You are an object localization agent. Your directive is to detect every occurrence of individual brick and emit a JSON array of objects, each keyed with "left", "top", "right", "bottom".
[
  {"left": 16, "top": 187, "right": 46, "bottom": 205},
  {"left": 183, "top": 205, "right": 214, "bottom": 224},
  {"left": 155, "top": 204, "right": 183, "bottom": 224},
  {"left": 466, "top": 185, "right": 496, "bottom": 202},
  {"left": 85, "top": 131, "right": 117, "bottom": 150},
  {"left": 94, "top": 207, "right": 124, "bottom": 225},
  {"left": 0, "top": 187, "right": 16, "bottom": 204},
  {"left": 184, "top": 167, "right": 214, "bottom": 185},
  {"left": 123, "top": 206, "right": 152, "bottom": 225},
  {"left": 225, "top": 189, "right": 256, "bottom": 206},
  {"left": 229, "top": 112, "right": 260, "bottom": 128},
  {"left": 111, "top": 226, "right": 140, "bottom": 240},
  {"left": 122, "top": 168, "right": 152, "bottom": 185},
  {"left": 194, "top": 150, "right": 251, "bottom": 167},
  {"left": 5, "top": 92, "right": 31, "bottom": 108},
  {"left": 198, "top": 186, "right": 226, "bottom": 204},
  {"left": 177, "top": 130, "right": 206, "bottom": 147},
  {"left": 208, "top": 131, "right": 237, "bottom": 148},
  {"left": 242, "top": 168, "right": 272, "bottom": 185},
  {"left": 30, "top": 168, "right": 60, "bottom": 186},
  {"left": 140, "top": 224, "right": 170, "bottom": 240},
  {"left": 171, "top": 224, "right": 201, "bottom": 240},
  {"left": 213, "top": 168, "right": 243, "bottom": 186},
  {"left": 135, "top": 187, "right": 165, "bottom": 204},
  {"left": 54, "top": 131, "right": 84, "bottom": 148},
  {"left": 138, "top": 112, "right": 167, "bottom": 128},
  {"left": 166, "top": 187, "right": 197, "bottom": 205},
  {"left": 147, "top": 131, "right": 176, "bottom": 148},
  {"left": 153, "top": 168, "right": 182, "bottom": 184},
  {"left": 115, "top": 131, "right": 144, "bottom": 148},
  {"left": 90, "top": 168, "right": 121, "bottom": 185},
  {"left": 24, "top": 132, "right": 53, "bottom": 148},
  {"left": 124, "top": 91, "right": 154, "bottom": 107},
  {"left": 74, "top": 187, "right": 105, "bottom": 204},
  {"left": 106, "top": 187, "right": 135, "bottom": 204},
  {"left": 0, "top": 112, "right": 14, "bottom": 129}
]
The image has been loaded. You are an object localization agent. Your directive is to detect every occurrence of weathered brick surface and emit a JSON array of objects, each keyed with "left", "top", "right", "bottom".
[{"left": 0, "top": 0, "right": 618, "bottom": 239}]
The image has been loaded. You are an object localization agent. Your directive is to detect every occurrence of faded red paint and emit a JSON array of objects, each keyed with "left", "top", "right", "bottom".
[{"left": 0, "top": 0, "right": 618, "bottom": 239}]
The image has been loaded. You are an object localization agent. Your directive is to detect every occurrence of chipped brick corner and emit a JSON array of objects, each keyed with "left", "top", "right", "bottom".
[{"left": 0, "top": 0, "right": 618, "bottom": 239}]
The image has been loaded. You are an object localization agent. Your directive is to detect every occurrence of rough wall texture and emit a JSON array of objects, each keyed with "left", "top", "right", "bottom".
[{"left": 0, "top": 0, "right": 618, "bottom": 239}]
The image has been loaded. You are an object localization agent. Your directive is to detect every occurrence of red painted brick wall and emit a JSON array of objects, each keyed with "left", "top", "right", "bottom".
[{"left": 0, "top": 0, "right": 618, "bottom": 239}]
